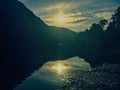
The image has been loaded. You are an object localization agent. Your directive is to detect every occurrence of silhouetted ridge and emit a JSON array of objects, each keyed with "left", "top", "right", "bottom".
[{"left": 0, "top": 0, "right": 78, "bottom": 90}]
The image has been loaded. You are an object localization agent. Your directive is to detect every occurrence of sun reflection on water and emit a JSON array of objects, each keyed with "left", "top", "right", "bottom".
[{"left": 50, "top": 63, "right": 70, "bottom": 74}]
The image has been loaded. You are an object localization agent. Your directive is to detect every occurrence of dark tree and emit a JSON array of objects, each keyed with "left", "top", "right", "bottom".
[
  {"left": 99, "top": 19, "right": 108, "bottom": 27},
  {"left": 103, "top": 7, "right": 120, "bottom": 63},
  {"left": 78, "top": 19, "right": 108, "bottom": 67}
]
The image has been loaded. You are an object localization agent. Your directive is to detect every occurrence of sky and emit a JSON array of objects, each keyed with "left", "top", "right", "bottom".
[{"left": 19, "top": 0, "right": 120, "bottom": 32}]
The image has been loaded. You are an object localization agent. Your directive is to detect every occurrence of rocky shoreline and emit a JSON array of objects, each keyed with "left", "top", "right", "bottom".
[{"left": 59, "top": 64, "right": 120, "bottom": 90}]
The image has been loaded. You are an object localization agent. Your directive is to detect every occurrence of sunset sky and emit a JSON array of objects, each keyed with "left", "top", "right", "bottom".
[{"left": 19, "top": 0, "right": 120, "bottom": 32}]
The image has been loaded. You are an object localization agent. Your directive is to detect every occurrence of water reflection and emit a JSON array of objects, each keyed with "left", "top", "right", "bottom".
[
  {"left": 50, "top": 62, "right": 70, "bottom": 74},
  {"left": 14, "top": 56, "right": 91, "bottom": 90}
]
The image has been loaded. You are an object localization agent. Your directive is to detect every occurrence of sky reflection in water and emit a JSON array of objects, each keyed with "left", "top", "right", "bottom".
[{"left": 14, "top": 56, "right": 91, "bottom": 90}]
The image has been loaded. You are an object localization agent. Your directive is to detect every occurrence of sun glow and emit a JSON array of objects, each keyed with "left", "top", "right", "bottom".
[
  {"left": 44, "top": 12, "right": 83, "bottom": 30},
  {"left": 57, "top": 16, "right": 67, "bottom": 23}
]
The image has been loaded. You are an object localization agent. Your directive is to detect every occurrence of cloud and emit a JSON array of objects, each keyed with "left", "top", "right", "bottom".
[
  {"left": 94, "top": 12, "right": 113, "bottom": 19},
  {"left": 67, "top": 17, "right": 89, "bottom": 24},
  {"left": 19, "top": 0, "right": 120, "bottom": 32}
]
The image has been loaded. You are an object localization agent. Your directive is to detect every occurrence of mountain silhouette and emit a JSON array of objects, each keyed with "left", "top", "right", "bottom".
[{"left": 0, "top": 0, "right": 78, "bottom": 90}]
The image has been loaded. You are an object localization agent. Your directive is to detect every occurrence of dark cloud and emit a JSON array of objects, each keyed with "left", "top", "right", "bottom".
[{"left": 68, "top": 19, "right": 89, "bottom": 24}]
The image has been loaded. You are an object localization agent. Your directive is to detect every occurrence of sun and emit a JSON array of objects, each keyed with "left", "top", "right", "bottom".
[{"left": 57, "top": 16, "right": 67, "bottom": 23}]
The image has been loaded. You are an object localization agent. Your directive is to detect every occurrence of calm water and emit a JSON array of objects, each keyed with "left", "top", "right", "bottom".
[{"left": 14, "top": 56, "right": 91, "bottom": 90}]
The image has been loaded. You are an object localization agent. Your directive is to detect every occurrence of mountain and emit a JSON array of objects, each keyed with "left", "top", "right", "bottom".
[{"left": 0, "top": 0, "right": 78, "bottom": 90}]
